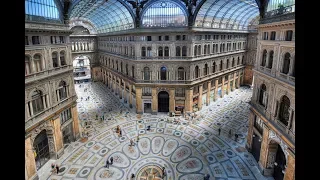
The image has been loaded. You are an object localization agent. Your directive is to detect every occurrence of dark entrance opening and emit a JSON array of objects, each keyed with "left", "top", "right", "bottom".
[
  {"left": 144, "top": 103, "right": 152, "bottom": 113},
  {"left": 158, "top": 91, "right": 169, "bottom": 112},
  {"left": 273, "top": 144, "right": 286, "bottom": 180},
  {"left": 62, "top": 124, "right": 74, "bottom": 147},
  {"left": 34, "top": 130, "right": 50, "bottom": 170},
  {"left": 251, "top": 134, "right": 262, "bottom": 162}
]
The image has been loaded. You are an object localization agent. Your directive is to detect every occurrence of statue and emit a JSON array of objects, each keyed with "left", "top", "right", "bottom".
[
  {"left": 182, "top": 0, "right": 197, "bottom": 27},
  {"left": 127, "top": 0, "right": 149, "bottom": 28}
]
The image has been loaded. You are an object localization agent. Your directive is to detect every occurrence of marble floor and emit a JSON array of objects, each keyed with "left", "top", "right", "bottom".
[{"left": 47, "top": 82, "right": 273, "bottom": 180}]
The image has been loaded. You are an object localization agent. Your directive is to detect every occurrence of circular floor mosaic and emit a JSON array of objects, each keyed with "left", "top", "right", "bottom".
[{"left": 47, "top": 82, "right": 269, "bottom": 180}]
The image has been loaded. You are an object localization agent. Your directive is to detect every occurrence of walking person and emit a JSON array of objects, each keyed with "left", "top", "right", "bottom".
[
  {"left": 218, "top": 128, "right": 221, "bottom": 136},
  {"left": 105, "top": 159, "right": 110, "bottom": 168},
  {"left": 55, "top": 164, "right": 60, "bottom": 174},
  {"left": 162, "top": 166, "right": 166, "bottom": 178},
  {"left": 110, "top": 157, "right": 113, "bottom": 165},
  {"left": 136, "top": 134, "right": 140, "bottom": 143},
  {"left": 130, "top": 139, "right": 134, "bottom": 146},
  {"left": 51, "top": 163, "right": 55, "bottom": 174},
  {"left": 229, "top": 129, "right": 232, "bottom": 138},
  {"left": 119, "top": 129, "right": 122, "bottom": 137},
  {"left": 235, "top": 133, "right": 239, "bottom": 142}
]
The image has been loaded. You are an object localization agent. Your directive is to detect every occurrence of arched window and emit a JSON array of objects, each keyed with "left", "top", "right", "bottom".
[
  {"left": 141, "top": 1, "right": 187, "bottom": 27},
  {"left": 194, "top": 45, "right": 197, "bottom": 56},
  {"left": 282, "top": 53, "right": 291, "bottom": 74},
  {"left": 160, "top": 66, "right": 167, "bottom": 80},
  {"left": 143, "top": 67, "right": 150, "bottom": 80},
  {"left": 261, "top": 50, "right": 267, "bottom": 66},
  {"left": 212, "top": 62, "right": 216, "bottom": 73},
  {"left": 176, "top": 46, "right": 181, "bottom": 57},
  {"left": 116, "top": 61, "right": 118, "bottom": 71},
  {"left": 204, "top": 64, "right": 208, "bottom": 76},
  {"left": 212, "top": 44, "right": 215, "bottom": 53},
  {"left": 226, "top": 59, "right": 229, "bottom": 69},
  {"left": 120, "top": 62, "right": 123, "bottom": 73},
  {"left": 195, "top": 66, "right": 199, "bottom": 78},
  {"left": 132, "top": 66, "right": 135, "bottom": 78},
  {"left": 25, "top": 55, "right": 32, "bottom": 75},
  {"left": 232, "top": 58, "right": 235, "bottom": 67},
  {"left": 178, "top": 67, "right": 184, "bottom": 80},
  {"left": 198, "top": 45, "right": 201, "bottom": 55},
  {"left": 108, "top": 59, "right": 111, "bottom": 67},
  {"left": 208, "top": 44, "right": 210, "bottom": 54},
  {"left": 279, "top": 96, "right": 290, "bottom": 126},
  {"left": 112, "top": 60, "right": 114, "bottom": 69},
  {"left": 31, "top": 90, "right": 44, "bottom": 115},
  {"left": 147, "top": 47, "right": 152, "bottom": 57},
  {"left": 141, "top": 47, "right": 146, "bottom": 57},
  {"left": 126, "top": 64, "right": 129, "bottom": 75},
  {"left": 220, "top": 60, "right": 223, "bottom": 71},
  {"left": 33, "top": 54, "right": 42, "bottom": 72},
  {"left": 242, "top": 55, "right": 244, "bottom": 64},
  {"left": 60, "top": 51, "right": 66, "bottom": 66},
  {"left": 182, "top": 46, "right": 187, "bottom": 56},
  {"left": 52, "top": 52, "right": 58, "bottom": 68},
  {"left": 57, "top": 81, "right": 68, "bottom": 101},
  {"left": 259, "top": 84, "right": 267, "bottom": 106},
  {"left": 237, "top": 57, "right": 240, "bottom": 65},
  {"left": 158, "top": 46, "right": 163, "bottom": 57},
  {"left": 164, "top": 46, "right": 169, "bottom": 57},
  {"left": 268, "top": 51, "right": 274, "bottom": 69}
]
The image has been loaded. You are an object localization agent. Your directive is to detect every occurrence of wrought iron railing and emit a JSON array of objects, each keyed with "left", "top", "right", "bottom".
[{"left": 260, "top": 5, "right": 295, "bottom": 24}]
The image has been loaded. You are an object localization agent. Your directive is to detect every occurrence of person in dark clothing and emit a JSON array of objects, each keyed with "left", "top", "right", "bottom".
[
  {"left": 110, "top": 157, "right": 113, "bottom": 165},
  {"left": 105, "top": 160, "right": 110, "bottom": 168},
  {"left": 218, "top": 128, "right": 221, "bottom": 136},
  {"left": 204, "top": 174, "right": 210, "bottom": 180},
  {"left": 146, "top": 125, "right": 151, "bottom": 131},
  {"left": 119, "top": 130, "right": 122, "bottom": 137},
  {"left": 235, "top": 133, "right": 239, "bottom": 142},
  {"left": 56, "top": 164, "right": 59, "bottom": 174},
  {"left": 131, "top": 173, "right": 135, "bottom": 179}
]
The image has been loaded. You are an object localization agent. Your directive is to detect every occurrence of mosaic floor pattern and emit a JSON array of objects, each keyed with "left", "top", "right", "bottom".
[{"left": 48, "top": 82, "right": 273, "bottom": 180}]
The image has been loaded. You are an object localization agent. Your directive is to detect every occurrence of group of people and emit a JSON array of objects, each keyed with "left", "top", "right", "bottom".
[
  {"left": 217, "top": 128, "right": 240, "bottom": 142},
  {"left": 105, "top": 156, "right": 113, "bottom": 168},
  {"left": 116, "top": 125, "right": 122, "bottom": 137},
  {"left": 50, "top": 163, "right": 60, "bottom": 174}
]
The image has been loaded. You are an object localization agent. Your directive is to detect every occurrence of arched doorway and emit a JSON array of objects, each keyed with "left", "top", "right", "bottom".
[
  {"left": 273, "top": 144, "right": 286, "bottom": 180},
  {"left": 73, "top": 56, "right": 91, "bottom": 84},
  {"left": 158, "top": 91, "right": 169, "bottom": 112},
  {"left": 160, "top": 66, "right": 167, "bottom": 80},
  {"left": 34, "top": 130, "right": 50, "bottom": 170}
]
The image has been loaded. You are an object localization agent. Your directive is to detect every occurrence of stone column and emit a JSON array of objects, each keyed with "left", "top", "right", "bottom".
[
  {"left": 25, "top": 136, "right": 38, "bottom": 180},
  {"left": 57, "top": 53, "right": 61, "bottom": 67},
  {"left": 241, "top": 71, "right": 244, "bottom": 85},
  {"left": 119, "top": 80, "right": 122, "bottom": 99},
  {"left": 214, "top": 79, "right": 218, "bottom": 101},
  {"left": 169, "top": 88, "right": 175, "bottom": 113},
  {"left": 284, "top": 150, "right": 295, "bottom": 180},
  {"left": 221, "top": 76, "right": 225, "bottom": 97},
  {"left": 123, "top": 81, "right": 127, "bottom": 103},
  {"left": 246, "top": 110, "right": 255, "bottom": 151},
  {"left": 227, "top": 74, "right": 231, "bottom": 95},
  {"left": 51, "top": 115, "right": 64, "bottom": 158},
  {"left": 29, "top": 102, "right": 34, "bottom": 116},
  {"left": 237, "top": 72, "right": 241, "bottom": 88},
  {"left": 26, "top": 104, "right": 30, "bottom": 118},
  {"left": 71, "top": 103, "right": 81, "bottom": 140},
  {"left": 206, "top": 81, "right": 211, "bottom": 106},
  {"left": 198, "top": 84, "right": 203, "bottom": 110},
  {"left": 42, "top": 95, "right": 47, "bottom": 109},
  {"left": 151, "top": 87, "right": 158, "bottom": 114},
  {"left": 135, "top": 87, "right": 143, "bottom": 114},
  {"left": 185, "top": 88, "right": 193, "bottom": 113},
  {"left": 129, "top": 84, "right": 133, "bottom": 108},
  {"left": 232, "top": 73, "right": 236, "bottom": 91},
  {"left": 258, "top": 125, "right": 270, "bottom": 173}
]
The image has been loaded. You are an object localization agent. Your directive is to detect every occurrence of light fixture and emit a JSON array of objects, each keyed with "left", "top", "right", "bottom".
[
  {"left": 252, "top": 134, "right": 256, "bottom": 137},
  {"left": 282, "top": 170, "right": 285, "bottom": 174},
  {"left": 274, "top": 162, "right": 278, "bottom": 166},
  {"left": 258, "top": 138, "right": 262, "bottom": 142}
]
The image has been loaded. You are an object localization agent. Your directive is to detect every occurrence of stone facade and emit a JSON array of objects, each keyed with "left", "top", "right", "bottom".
[
  {"left": 25, "top": 22, "right": 80, "bottom": 180},
  {"left": 96, "top": 32, "right": 248, "bottom": 114},
  {"left": 246, "top": 15, "right": 295, "bottom": 180}
]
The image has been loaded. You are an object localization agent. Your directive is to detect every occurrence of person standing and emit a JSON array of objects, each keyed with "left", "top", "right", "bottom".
[
  {"left": 110, "top": 157, "right": 113, "bottom": 165},
  {"left": 228, "top": 129, "right": 232, "bottom": 138},
  {"left": 235, "top": 133, "right": 238, "bottom": 142},
  {"left": 105, "top": 159, "right": 110, "bottom": 168},
  {"left": 136, "top": 134, "right": 140, "bottom": 143},
  {"left": 218, "top": 128, "right": 221, "bottom": 136},
  {"left": 55, "top": 164, "right": 60, "bottom": 174},
  {"left": 162, "top": 166, "right": 166, "bottom": 178},
  {"left": 130, "top": 139, "right": 134, "bottom": 146},
  {"left": 119, "top": 129, "right": 122, "bottom": 137}
]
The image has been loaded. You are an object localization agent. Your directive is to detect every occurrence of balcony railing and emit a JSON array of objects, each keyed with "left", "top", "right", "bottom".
[
  {"left": 278, "top": 72, "right": 295, "bottom": 85},
  {"left": 25, "top": 65, "right": 73, "bottom": 84},
  {"left": 25, "top": 95, "right": 77, "bottom": 131},
  {"left": 260, "top": 5, "right": 295, "bottom": 24},
  {"left": 249, "top": 102, "right": 295, "bottom": 144}
]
